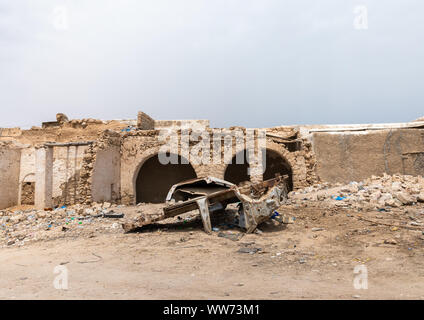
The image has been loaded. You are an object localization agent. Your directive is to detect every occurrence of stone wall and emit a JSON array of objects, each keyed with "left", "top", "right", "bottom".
[
  {"left": 12, "top": 113, "right": 424, "bottom": 208},
  {"left": 52, "top": 145, "right": 89, "bottom": 207},
  {"left": 75, "top": 130, "right": 122, "bottom": 205},
  {"left": 120, "top": 128, "right": 310, "bottom": 205},
  {"left": 120, "top": 131, "right": 168, "bottom": 204}
]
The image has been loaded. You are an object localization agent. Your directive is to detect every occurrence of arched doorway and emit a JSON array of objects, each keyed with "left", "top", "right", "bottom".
[
  {"left": 262, "top": 149, "right": 293, "bottom": 191},
  {"left": 224, "top": 150, "right": 251, "bottom": 185},
  {"left": 136, "top": 154, "right": 197, "bottom": 203}
]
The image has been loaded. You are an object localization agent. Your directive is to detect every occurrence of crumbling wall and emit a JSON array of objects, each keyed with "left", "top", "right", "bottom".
[
  {"left": 1, "top": 117, "right": 130, "bottom": 146},
  {"left": 121, "top": 129, "right": 225, "bottom": 204},
  {"left": 75, "top": 130, "right": 122, "bottom": 205},
  {"left": 312, "top": 128, "right": 424, "bottom": 183},
  {"left": 18, "top": 147, "right": 36, "bottom": 205},
  {"left": 0, "top": 128, "right": 22, "bottom": 138},
  {"left": 154, "top": 119, "right": 210, "bottom": 130},
  {"left": 263, "top": 127, "right": 318, "bottom": 189},
  {"left": 264, "top": 139, "right": 317, "bottom": 189},
  {"left": 0, "top": 144, "right": 21, "bottom": 209},
  {"left": 21, "top": 182, "right": 35, "bottom": 205},
  {"left": 120, "top": 127, "right": 312, "bottom": 205},
  {"left": 0, "top": 112, "right": 320, "bottom": 207},
  {"left": 52, "top": 145, "right": 89, "bottom": 207},
  {"left": 121, "top": 131, "right": 181, "bottom": 204}
]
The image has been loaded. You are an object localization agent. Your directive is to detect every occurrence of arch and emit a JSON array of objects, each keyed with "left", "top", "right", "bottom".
[
  {"left": 265, "top": 140, "right": 304, "bottom": 190},
  {"left": 135, "top": 153, "right": 197, "bottom": 203},
  {"left": 262, "top": 148, "right": 293, "bottom": 191},
  {"left": 223, "top": 150, "right": 251, "bottom": 185},
  {"left": 19, "top": 173, "right": 36, "bottom": 206},
  {"left": 222, "top": 144, "right": 296, "bottom": 190}
]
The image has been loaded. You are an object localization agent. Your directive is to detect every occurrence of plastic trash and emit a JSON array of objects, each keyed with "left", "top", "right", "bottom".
[{"left": 271, "top": 211, "right": 280, "bottom": 219}]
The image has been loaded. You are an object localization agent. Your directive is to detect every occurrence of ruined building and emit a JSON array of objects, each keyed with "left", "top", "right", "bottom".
[{"left": 1, "top": 112, "right": 423, "bottom": 210}]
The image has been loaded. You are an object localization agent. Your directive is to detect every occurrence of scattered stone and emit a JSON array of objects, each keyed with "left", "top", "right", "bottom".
[
  {"left": 288, "top": 173, "right": 423, "bottom": 210},
  {"left": 395, "top": 192, "right": 414, "bottom": 205},
  {"left": 36, "top": 212, "right": 47, "bottom": 219},
  {"left": 237, "top": 247, "right": 261, "bottom": 254},
  {"left": 218, "top": 232, "right": 243, "bottom": 241},
  {"left": 384, "top": 239, "right": 397, "bottom": 245},
  {"left": 102, "top": 202, "right": 112, "bottom": 209}
]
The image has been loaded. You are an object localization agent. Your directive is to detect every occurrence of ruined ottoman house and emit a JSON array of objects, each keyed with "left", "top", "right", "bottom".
[{"left": 0, "top": 112, "right": 423, "bottom": 210}]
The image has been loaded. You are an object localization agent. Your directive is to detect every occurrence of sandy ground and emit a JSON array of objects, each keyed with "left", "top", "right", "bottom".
[{"left": 1, "top": 204, "right": 424, "bottom": 300}]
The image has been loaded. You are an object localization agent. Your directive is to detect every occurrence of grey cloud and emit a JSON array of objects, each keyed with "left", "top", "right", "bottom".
[{"left": 0, "top": 0, "right": 423, "bottom": 129}]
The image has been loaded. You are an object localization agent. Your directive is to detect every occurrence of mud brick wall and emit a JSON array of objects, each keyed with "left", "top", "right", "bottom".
[{"left": 312, "top": 128, "right": 424, "bottom": 183}]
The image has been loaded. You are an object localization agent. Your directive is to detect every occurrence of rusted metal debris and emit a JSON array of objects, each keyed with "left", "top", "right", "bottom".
[{"left": 122, "top": 175, "right": 289, "bottom": 234}]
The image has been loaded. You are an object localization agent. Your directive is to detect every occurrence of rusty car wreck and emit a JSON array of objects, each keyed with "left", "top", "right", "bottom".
[{"left": 122, "top": 175, "right": 290, "bottom": 234}]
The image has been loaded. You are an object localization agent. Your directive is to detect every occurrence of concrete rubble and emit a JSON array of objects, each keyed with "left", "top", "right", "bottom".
[
  {"left": 0, "top": 203, "right": 126, "bottom": 248},
  {"left": 288, "top": 173, "right": 424, "bottom": 211},
  {"left": 3, "top": 172, "right": 423, "bottom": 248}
]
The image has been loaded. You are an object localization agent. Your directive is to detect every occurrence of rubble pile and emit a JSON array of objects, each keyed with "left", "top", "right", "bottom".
[
  {"left": 3, "top": 173, "right": 424, "bottom": 247},
  {"left": 0, "top": 203, "right": 125, "bottom": 247},
  {"left": 288, "top": 173, "right": 424, "bottom": 211}
]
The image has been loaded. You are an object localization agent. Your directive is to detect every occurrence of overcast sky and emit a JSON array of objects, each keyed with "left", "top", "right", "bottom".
[{"left": 0, "top": 0, "right": 423, "bottom": 129}]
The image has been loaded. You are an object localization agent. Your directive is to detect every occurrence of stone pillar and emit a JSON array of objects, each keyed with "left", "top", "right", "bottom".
[
  {"left": 35, "top": 146, "right": 53, "bottom": 209},
  {"left": 248, "top": 147, "right": 265, "bottom": 184},
  {"left": 249, "top": 162, "right": 264, "bottom": 184}
]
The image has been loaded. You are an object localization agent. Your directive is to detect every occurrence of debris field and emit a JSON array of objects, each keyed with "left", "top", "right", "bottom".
[{"left": 1, "top": 174, "right": 423, "bottom": 299}]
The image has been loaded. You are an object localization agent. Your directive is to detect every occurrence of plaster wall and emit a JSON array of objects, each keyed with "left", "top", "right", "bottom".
[
  {"left": 0, "top": 147, "right": 21, "bottom": 209},
  {"left": 312, "top": 128, "right": 424, "bottom": 183},
  {"left": 91, "top": 146, "right": 121, "bottom": 202}
]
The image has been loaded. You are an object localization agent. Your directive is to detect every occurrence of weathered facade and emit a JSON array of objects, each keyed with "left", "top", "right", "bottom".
[{"left": 0, "top": 112, "right": 423, "bottom": 210}]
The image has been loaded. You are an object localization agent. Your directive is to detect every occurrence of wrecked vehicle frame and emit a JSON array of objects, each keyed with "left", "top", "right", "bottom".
[{"left": 123, "top": 175, "right": 289, "bottom": 234}]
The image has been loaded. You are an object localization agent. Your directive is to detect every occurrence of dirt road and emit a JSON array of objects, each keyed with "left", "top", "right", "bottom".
[{"left": 1, "top": 205, "right": 423, "bottom": 299}]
